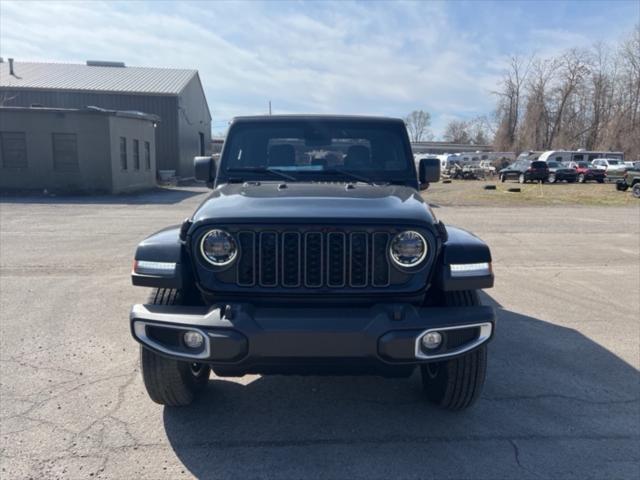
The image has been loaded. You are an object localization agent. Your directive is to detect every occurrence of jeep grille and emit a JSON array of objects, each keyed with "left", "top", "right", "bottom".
[{"left": 234, "top": 230, "right": 392, "bottom": 289}]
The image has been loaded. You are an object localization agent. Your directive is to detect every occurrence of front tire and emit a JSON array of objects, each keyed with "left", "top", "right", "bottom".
[
  {"left": 633, "top": 183, "right": 640, "bottom": 198},
  {"left": 578, "top": 173, "right": 585, "bottom": 183},
  {"left": 548, "top": 173, "right": 556, "bottom": 183},
  {"left": 420, "top": 290, "right": 488, "bottom": 411},
  {"left": 518, "top": 173, "right": 525, "bottom": 184},
  {"left": 616, "top": 181, "right": 629, "bottom": 192},
  {"left": 139, "top": 288, "right": 211, "bottom": 406}
]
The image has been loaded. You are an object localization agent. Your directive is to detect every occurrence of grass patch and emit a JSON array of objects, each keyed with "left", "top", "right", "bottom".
[{"left": 423, "top": 179, "right": 639, "bottom": 207}]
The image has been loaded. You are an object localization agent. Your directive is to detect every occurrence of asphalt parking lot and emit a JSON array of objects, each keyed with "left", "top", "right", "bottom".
[{"left": 1, "top": 187, "right": 639, "bottom": 480}]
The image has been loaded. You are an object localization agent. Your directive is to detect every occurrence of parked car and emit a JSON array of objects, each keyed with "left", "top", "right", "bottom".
[
  {"left": 499, "top": 160, "right": 549, "bottom": 183},
  {"left": 478, "top": 160, "right": 496, "bottom": 176},
  {"left": 546, "top": 161, "right": 578, "bottom": 183},
  {"left": 449, "top": 163, "right": 481, "bottom": 180},
  {"left": 567, "top": 161, "right": 606, "bottom": 183},
  {"left": 616, "top": 170, "right": 640, "bottom": 198},
  {"left": 591, "top": 158, "right": 627, "bottom": 177},
  {"left": 129, "top": 115, "right": 496, "bottom": 411}
]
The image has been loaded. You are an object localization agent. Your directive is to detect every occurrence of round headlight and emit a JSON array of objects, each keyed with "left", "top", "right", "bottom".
[
  {"left": 389, "top": 230, "right": 428, "bottom": 268},
  {"left": 200, "top": 229, "right": 238, "bottom": 266}
]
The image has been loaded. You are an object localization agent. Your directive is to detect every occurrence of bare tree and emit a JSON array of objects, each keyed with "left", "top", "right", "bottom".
[
  {"left": 491, "top": 25, "right": 640, "bottom": 159},
  {"left": 441, "top": 117, "right": 491, "bottom": 145},
  {"left": 403, "top": 110, "right": 432, "bottom": 142},
  {"left": 519, "top": 58, "right": 555, "bottom": 150},
  {"left": 493, "top": 55, "right": 532, "bottom": 151},
  {"left": 443, "top": 120, "right": 471, "bottom": 144},
  {"left": 547, "top": 49, "right": 590, "bottom": 147},
  {"left": 468, "top": 116, "right": 493, "bottom": 145}
]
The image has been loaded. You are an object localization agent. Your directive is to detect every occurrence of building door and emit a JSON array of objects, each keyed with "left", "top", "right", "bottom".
[{"left": 199, "top": 132, "right": 205, "bottom": 156}]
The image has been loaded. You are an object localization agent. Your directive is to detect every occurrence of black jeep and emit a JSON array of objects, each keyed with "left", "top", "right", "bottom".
[
  {"left": 499, "top": 159, "right": 549, "bottom": 183},
  {"left": 130, "top": 115, "right": 495, "bottom": 411}
]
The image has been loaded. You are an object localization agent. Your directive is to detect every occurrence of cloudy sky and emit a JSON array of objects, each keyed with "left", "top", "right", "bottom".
[{"left": 1, "top": 0, "right": 638, "bottom": 135}]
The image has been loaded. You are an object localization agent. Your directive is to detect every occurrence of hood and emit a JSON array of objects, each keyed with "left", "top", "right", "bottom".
[{"left": 191, "top": 182, "right": 436, "bottom": 225}]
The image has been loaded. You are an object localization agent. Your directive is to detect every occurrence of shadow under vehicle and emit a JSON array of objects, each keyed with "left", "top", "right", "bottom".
[{"left": 160, "top": 292, "right": 640, "bottom": 479}]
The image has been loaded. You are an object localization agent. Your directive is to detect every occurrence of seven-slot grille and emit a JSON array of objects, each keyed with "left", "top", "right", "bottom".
[{"left": 235, "top": 230, "right": 391, "bottom": 288}]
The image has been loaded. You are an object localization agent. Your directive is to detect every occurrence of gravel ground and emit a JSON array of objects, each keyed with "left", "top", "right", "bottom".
[{"left": 1, "top": 186, "right": 639, "bottom": 479}]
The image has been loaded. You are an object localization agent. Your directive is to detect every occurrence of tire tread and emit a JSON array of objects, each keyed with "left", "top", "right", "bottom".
[
  {"left": 139, "top": 288, "right": 210, "bottom": 407},
  {"left": 421, "top": 289, "right": 488, "bottom": 411}
]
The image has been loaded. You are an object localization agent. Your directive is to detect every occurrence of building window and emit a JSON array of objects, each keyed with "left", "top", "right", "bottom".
[
  {"left": 120, "top": 137, "right": 127, "bottom": 170},
  {"left": 133, "top": 139, "right": 140, "bottom": 170},
  {"left": 199, "top": 132, "right": 205, "bottom": 156},
  {"left": 52, "top": 133, "right": 79, "bottom": 171},
  {"left": 144, "top": 141, "right": 151, "bottom": 170},
  {"left": 0, "top": 132, "right": 28, "bottom": 168}
]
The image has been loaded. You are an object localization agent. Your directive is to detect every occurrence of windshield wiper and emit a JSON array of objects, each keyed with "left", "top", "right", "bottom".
[
  {"left": 226, "top": 167, "right": 297, "bottom": 182},
  {"left": 322, "top": 168, "right": 376, "bottom": 186}
]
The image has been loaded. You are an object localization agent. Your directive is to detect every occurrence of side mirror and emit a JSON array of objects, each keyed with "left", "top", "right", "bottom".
[
  {"left": 194, "top": 156, "right": 217, "bottom": 188},
  {"left": 419, "top": 157, "right": 441, "bottom": 189}
]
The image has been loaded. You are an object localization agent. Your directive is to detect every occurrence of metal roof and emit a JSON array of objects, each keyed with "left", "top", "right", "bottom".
[{"left": 0, "top": 61, "right": 197, "bottom": 95}]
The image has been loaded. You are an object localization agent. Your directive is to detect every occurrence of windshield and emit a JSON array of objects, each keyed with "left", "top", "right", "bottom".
[{"left": 221, "top": 120, "right": 414, "bottom": 183}]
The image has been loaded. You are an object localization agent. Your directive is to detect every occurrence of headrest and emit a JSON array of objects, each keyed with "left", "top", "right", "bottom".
[
  {"left": 345, "top": 145, "right": 371, "bottom": 169},
  {"left": 268, "top": 144, "right": 296, "bottom": 167}
]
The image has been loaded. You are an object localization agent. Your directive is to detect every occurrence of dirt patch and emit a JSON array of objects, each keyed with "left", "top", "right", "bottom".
[{"left": 423, "top": 179, "right": 639, "bottom": 206}]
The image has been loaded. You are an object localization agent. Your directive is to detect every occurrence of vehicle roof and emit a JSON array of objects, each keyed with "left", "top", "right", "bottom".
[{"left": 230, "top": 114, "right": 405, "bottom": 124}]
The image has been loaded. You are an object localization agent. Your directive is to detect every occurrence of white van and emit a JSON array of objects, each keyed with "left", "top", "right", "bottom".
[{"left": 538, "top": 150, "right": 624, "bottom": 164}]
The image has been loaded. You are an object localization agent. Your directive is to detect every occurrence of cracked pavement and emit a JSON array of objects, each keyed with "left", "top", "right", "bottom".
[{"left": 1, "top": 187, "right": 639, "bottom": 479}]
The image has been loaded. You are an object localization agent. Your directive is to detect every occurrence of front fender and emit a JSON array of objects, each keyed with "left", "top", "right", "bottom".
[
  {"left": 131, "top": 226, "right": 190, "bottom": 289},
  {"left": 437, "top": 225, "right": 494, "bottom": 291}
]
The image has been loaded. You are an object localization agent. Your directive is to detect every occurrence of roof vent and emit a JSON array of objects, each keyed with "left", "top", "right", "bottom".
[{"left": 86, "top": 60, "right": 126, "bottom": 68}]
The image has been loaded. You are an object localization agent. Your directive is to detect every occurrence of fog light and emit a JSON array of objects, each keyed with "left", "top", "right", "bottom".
[
  {"left": 421, "top": 331, "right": 442, "bottom": 350},
  {"left": 183, "top": 331, "right": 204, "bottom": 349}
]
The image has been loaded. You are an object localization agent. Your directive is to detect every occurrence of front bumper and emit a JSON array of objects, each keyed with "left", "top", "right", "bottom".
[{"left": 130, "top": 303, "right": 495, "bottom": 374}]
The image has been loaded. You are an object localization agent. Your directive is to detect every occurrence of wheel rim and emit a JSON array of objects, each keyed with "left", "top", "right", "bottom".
[
  {"left": 519, "top": 174, "right": 524, "bottom": 183},
  {"left": 579, "top": 174, "right": 584, "bottom": 183},
  {"left": 190, "top": 363, "right": 204, "bottom": 377},
  {"left": 549, "top": 174, "right": 555, "bottom": 183}
]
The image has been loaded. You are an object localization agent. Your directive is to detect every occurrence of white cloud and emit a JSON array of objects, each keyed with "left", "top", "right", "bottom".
[{"left": 1, "top": 0, "right": 635, "bottom": 136}]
